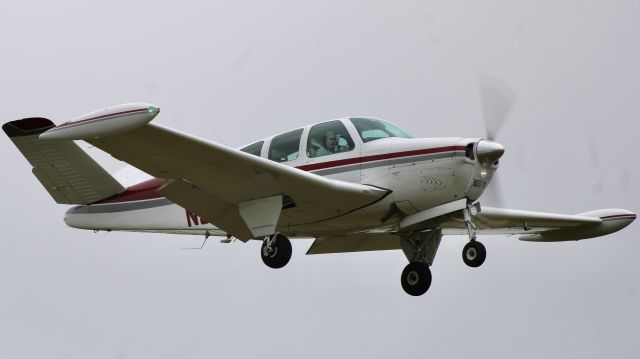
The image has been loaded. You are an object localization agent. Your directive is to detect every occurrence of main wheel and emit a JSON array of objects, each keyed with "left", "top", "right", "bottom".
[
  {"left": 401, "top": 262, "right": 432, "bottom": 296},
  {"left": 261, "top": 234, "right": 292, "bottom": 269},
  {"left": 462, "top": 241, "right": 486, "bottom": 267}
]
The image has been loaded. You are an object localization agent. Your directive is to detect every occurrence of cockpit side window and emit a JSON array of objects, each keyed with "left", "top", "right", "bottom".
[
  {"left": 307, "top": 120, "right": 355, "bottom": 158},
  {"left": 268, "top": 128, "right": 303, "bottom": 163},
  {"left": 240, "top": 141, "right": 264, "bottom": 157},
  {"left": 350, "top": 117, "right": 412, "bottom": 143}
]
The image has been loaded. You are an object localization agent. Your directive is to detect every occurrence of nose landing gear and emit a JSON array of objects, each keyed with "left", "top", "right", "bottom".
[
  {"left": 462, "top": 240, "right": 486, "bottom": 267},
  {"left": 462, "top": 204, "right": 486, "bottom": 268}
]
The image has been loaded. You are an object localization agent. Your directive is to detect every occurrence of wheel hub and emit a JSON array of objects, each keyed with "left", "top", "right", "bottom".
[{"left": 466, "top": 247, "right": 477, "bottom": 260}]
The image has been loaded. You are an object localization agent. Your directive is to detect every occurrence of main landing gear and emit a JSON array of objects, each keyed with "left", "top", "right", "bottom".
[
  {"left": 401, "top": 262, "right": 432, "bottom": 296},
  {"left": 400, "top": 229, "right": 441, "bottom": 296},
  {"left": 261, "top": 233, "right": 292, "bottom": 269},
  {"left": 462, "top": 204, "right": 486, "bottom": 268}
]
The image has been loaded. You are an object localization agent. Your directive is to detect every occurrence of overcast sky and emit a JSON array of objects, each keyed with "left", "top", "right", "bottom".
[{"left": 1, "top": 1, "right": 638, "bottom": 358}]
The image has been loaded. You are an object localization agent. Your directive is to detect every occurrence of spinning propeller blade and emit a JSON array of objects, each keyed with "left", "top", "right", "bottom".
[
  {"left": 478, "top": 75, "right": 516, "bottom": 207},
  {"left": 482, "top": 172, "right": 504, "bottom": 207},
  {"left": 479, "top": 74, "right": 516, "bottom": 141}
]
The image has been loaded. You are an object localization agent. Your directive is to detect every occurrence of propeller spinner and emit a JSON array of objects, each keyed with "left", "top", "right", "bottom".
[{"left": 476, "top": 140, "right": 505, "bottom": 164}]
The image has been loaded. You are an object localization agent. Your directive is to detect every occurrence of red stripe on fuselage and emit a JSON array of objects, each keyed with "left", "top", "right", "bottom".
[
  {"left": 94, "top": 178, "right": 168, "bottom": 204},
  {"left": 297, "top": 145, "right": 466, "bottom": 171},
  {"left": 94, "top": 145, "right": 465, "bottom": 204}
]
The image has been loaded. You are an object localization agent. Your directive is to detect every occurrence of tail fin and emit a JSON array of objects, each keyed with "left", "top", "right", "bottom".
[{"left": 3, "top": 117, "right": 125, "bottom": 205}]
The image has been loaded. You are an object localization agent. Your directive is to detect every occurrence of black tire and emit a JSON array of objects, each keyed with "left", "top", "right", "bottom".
[
  {"left": 462, "top": 241, "right": 486, "bottom": 268},
  {"left": 261, "top": 234, "right": 292, "bottom": 269},
  {"left": 400, "top": 262, "right": 432, "bottom": 296}
]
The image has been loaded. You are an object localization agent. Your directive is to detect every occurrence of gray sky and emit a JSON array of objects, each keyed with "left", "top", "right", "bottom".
[{"left": 1, "top": 1, "right": 638, "bottom": 358}]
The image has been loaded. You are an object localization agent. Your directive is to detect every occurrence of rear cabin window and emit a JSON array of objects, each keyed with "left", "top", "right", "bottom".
[
  {"left": 268, "top": 128, "right": 303, "bottom": 163},
  {"left": 240, "top": 141, "right": 264, "bottom": 157},
  {"left": 350, "top": 117, "right": 412, "bottom": 143},
  {"left": 307, "top": 120, "right": 355, "bottom": 158}
]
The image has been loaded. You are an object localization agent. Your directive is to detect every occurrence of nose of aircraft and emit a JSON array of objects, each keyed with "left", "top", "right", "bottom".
[{"left": 476, "top": 140, "right": 505, "bottom": 164}]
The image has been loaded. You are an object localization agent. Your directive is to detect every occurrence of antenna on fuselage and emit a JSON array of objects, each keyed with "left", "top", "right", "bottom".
[
  {"left": 211, "top": 128, "right": 228, "bottom": 146},
  {"left": 220, "top": 234, "right": 233, "bottom": 244},
  {"left": 181, "top": 231, "right": 211, "bottom": 250}
]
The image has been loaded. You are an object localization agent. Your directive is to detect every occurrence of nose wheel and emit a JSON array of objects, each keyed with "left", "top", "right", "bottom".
[
  {"left": 261, "top": 234, "right": 292, "bottom": 269},
  {"left": 401, "top": 262, "right": 432, "bottom": 296},
  {"left": 461, "top": 203, "right": 486, "bottom": 268},
  {"left": 462, "top": 241, "right": 486, "bottom": 267}
]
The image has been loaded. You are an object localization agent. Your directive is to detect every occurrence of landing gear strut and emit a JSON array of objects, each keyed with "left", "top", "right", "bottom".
[
  {"left": 462, "top": 204, "right": 486, "bottom": 267},
  {"left": 261, "top": 233, "right": 292, "bottom": 269}
]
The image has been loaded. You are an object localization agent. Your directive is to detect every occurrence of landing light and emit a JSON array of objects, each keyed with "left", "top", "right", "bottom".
[{"left": 480, "top": 169, "right": 488, "bottom": 178}]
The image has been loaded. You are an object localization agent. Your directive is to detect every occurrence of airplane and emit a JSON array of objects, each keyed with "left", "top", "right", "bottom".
[{"left": 3, "top": 91, "right": 636, "bottom": 296}]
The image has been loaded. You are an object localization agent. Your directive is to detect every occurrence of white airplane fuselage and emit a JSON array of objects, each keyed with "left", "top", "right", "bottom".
[{"left": 64, "top": 118, "right": 494, "bottom": 239}]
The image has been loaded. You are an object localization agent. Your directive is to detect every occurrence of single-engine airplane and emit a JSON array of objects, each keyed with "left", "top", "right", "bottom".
[{"left": 3, "top": 93, "right": 636, "bottom": 296}]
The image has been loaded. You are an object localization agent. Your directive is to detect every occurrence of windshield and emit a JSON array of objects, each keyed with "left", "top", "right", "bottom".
[{"left": 350, "top": 117, "right": 412, "bottom": 143}]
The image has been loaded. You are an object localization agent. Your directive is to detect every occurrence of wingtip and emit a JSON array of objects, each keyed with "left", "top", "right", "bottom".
[{"left": 3, "top": 117, "right": 55, "bottom": 138}]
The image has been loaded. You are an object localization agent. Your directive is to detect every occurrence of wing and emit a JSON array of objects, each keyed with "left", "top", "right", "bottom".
[
  {"left": 305, "top": 206, "right": 636, "bottom": 255},
  {"left": 78, "top": 123, "right": 389, "bottom": 240},
  {"left": 440, "top": 206, "right": 636, "bottom": 242}
]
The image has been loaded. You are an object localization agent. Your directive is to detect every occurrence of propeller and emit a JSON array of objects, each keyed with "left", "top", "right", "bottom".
[
  {"left": 477, "top": 75, "right": 517, "bottom": 207},
  {"left": 479, "top": 74, "right": 516, "bottom": 141}
]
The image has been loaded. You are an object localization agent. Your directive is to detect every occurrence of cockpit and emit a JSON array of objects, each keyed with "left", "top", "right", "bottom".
[
  {"left": 306, "top": 120, "right": 355, "bottom": 158},
  {"left": 239, "top": 117, "right": 412, "bottom": 163}
]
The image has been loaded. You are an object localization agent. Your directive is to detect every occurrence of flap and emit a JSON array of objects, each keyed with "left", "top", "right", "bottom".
[{"left": 307, "top": 233, "right": 401, "bottom": 254}]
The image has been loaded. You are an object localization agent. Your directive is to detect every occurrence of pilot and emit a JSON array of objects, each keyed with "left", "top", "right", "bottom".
[{"left": 315, "top": 130, "right": 341, "bottom": 156}]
